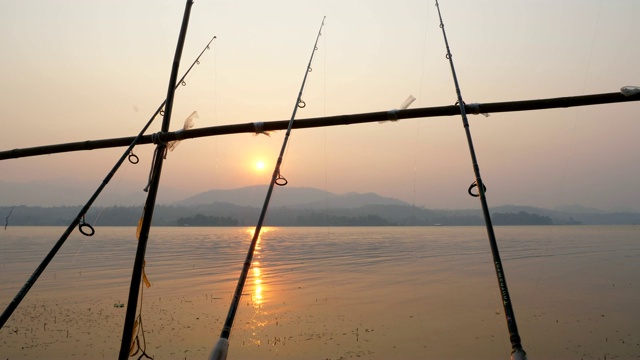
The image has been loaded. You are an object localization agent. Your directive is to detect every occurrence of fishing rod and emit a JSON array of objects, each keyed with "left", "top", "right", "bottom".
[
  {"left": 118, "top": 1, "right": 194, "bottom": 358},
  {"left": 0, "top": 33, "right": 215, "bottom": 331},
  {"left": 434, "top": 1, "right": 527, "bottom": 359},
  {"left": 1, "top": 90, "right": 638, "bottom": 161},
  {"left": 209, "top": 16, "right": 326, "bottom": 360}
]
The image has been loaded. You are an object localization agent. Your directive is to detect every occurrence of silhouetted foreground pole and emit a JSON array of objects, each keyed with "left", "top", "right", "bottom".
[
  {"left": 118, "top": 1, "right": 193, "bottom": 359},
  {"left": 435, "top": 1, "right": 527, "bottom": 359}
]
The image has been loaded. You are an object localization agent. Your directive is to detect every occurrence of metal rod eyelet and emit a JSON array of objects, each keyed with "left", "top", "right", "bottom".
[
  {"left": 78, "top": 216, "right": 95, "bottom": 236},
  {"left": 468, "top": 181, "right": 487, "bottom": 197},
  {"left": 275, "top": 174, "right": 288, "bottom": 186},
  {"left": 128, "top": 152, "right": 139, "bottom": 164}
]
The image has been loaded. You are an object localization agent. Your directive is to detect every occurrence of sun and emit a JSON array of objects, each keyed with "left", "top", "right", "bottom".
[{"left": 255, "top": 161, "right": 266, "bottom": 171}]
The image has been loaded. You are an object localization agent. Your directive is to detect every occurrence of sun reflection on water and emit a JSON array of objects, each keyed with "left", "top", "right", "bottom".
[
  {"left": 242, "top": 227, "right": 275, "bottom": 346},
  {"left": 244, "top": 227, "right": 272, "bottom": 307}
]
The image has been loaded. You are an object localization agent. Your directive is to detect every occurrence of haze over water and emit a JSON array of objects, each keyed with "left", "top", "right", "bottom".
[{"left": 1, "top": 225, "right": 639, "bottom": 359}]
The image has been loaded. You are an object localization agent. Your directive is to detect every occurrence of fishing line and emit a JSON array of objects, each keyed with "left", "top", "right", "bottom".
[
  {"left": 212, "top": 39, "right": 220, "bottom": 189},
  {"left": 322, "top": 20, "right": 329, "bottom": 213},
  {"left": 319, "top": 25, "right": 344, "bottom": 360},
  {"left": 553, "top": 0, "right": 603, "bottom": 201},
  {"left": 408, "top": 5, "right": 432, "bottom": 340},
  {"left": 527, "top": 1, "right": 604, "bottom": 348},
  {"left": 279, "top": 136, "right": 293, "bottom": 183},
  {"left": 323, "top": 20, "right": 327, "bottom": 117},
  {"left": 280, "top": 43, "right": 321, "bottom": 176},
  {"left": 281, "top": 21, "right": 327, "bottom": 174},
  {"left": 209, "top": 16, "right": 326, "bottom": 360},
  {"left": 70, "top": 207, "right": 106, "bottom": 267},
  {"left": 434, "top": 1, "right": 527, "bottom": 359},
  {"left": 554, "top": 0, "right": 602, "bottom": 206},
  {"left": 322, "top": 22, "right": 330, "bottom": 227},
  {"left": 412, "top": 4, "right": 431, "bottom": 220}
]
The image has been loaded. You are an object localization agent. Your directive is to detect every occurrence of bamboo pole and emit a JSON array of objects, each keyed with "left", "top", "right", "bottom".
[{"left": 1, "top": 91, "right": 638, "bottom": 161}]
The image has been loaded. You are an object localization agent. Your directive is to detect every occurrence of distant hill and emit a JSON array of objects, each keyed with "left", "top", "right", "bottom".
[
  {"left": 177, "top": 185, "right": 409, "bottom": 209},
  {"left": 2, "top": 185, "right": 639, "bottom": 227},
  {"left": 554, "top": 204, "right": 606, "bottom": 214},
  {"left": 491, "top": 204, "right": 640, "bottom": 225}
]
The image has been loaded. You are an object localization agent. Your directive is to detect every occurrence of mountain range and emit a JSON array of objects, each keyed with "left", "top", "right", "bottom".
[
  {"left": 1, "top": 184, "right": 639, "bottom": 226},
  {"left": 0, "top": 180, "right": 409, "bottom": 209},
  {"left": 177, "top": 185, "right": 408, "bottom": 208}
]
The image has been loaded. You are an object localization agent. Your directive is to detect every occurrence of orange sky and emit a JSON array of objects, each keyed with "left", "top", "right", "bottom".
[{"left": 1, "top": 0, "right": 639, "bottom": 210}]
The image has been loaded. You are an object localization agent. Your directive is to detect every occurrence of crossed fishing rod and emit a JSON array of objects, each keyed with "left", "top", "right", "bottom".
[{"left": 1, "top": 0, "right": 639, "bottom": 359}]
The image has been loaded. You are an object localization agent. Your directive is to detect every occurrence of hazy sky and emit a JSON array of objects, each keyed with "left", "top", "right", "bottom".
[{"left": 1, "top": 0, "right": 639, "bottom": 211}]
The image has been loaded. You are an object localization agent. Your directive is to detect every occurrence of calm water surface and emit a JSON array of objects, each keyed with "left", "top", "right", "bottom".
[{"left": 1, "top": 226, "right": 639, "bottom": 359}]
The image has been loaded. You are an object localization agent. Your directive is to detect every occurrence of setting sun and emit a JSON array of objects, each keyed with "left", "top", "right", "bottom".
[{"left": 255, "top": 161, "right": 265, "bottom": 171}]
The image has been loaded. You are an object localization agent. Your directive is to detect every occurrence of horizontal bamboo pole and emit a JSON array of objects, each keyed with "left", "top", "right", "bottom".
[{"left": 1, "top": 91, "right": 638, "bottom": 161}]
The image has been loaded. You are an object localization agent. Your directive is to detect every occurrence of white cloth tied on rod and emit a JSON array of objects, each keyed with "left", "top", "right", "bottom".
[
  {"left": 621, "top": 86, "right": 640, "bottom": 97},
  {"left": 166, "top": 111, "right": 198, "bottom": 155},
  {"left": 399, "top": 95, "right": 416, "bottom": 110},
  {"left": 382, "top": 95, "right": 416, "bottom": 123},
  {"left": 466, "top": 103, "right": 490, "bottom": 117},
  {"left": 253, "top": 122, "right": 271, "bottom": 136}
]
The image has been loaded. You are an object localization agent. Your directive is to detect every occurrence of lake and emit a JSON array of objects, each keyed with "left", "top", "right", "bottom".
[{"left": 1, "top": 226, "right": 639, "bottom": 359}]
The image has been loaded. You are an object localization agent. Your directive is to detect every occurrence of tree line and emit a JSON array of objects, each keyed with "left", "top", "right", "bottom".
[{"left": 0, "top": 204, "right": 564, "bottom": 227}]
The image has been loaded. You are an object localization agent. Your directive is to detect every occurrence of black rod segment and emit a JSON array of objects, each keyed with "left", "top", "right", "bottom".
[
  {"left": 118, "top": 1, "right": 194, "bottom": 359},
  {"left": 210, "top": 16, "right": 326, "bottom": 360},
  {"left": 434, "top": 1, "right": 526, "bottom": 358},
  {"left": 220, "top": 14, "right": 326, "bottom": 342}
]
